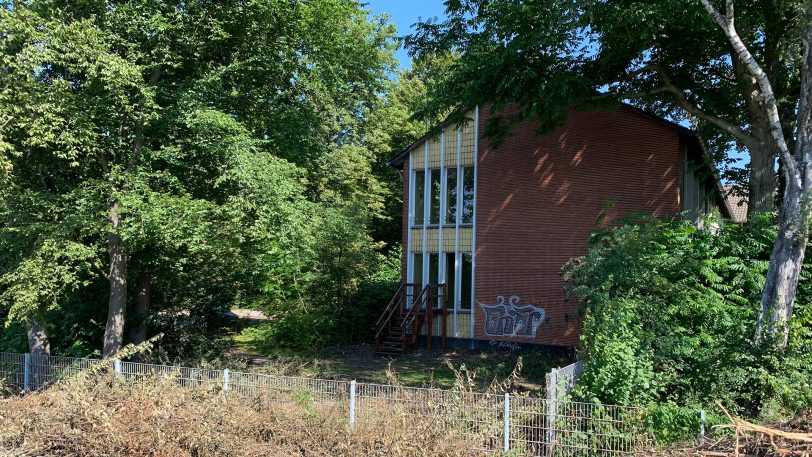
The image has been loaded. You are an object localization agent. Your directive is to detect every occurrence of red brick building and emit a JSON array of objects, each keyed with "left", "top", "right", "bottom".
[{"left": 385, "top": 104, "right": 730, "bottom": 350}]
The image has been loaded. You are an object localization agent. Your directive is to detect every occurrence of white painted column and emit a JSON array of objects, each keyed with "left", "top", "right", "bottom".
[
  {"left": 406, "top": 151, "right": 414, "bottom": 299},
  {"left": 470, "top": 106, "right": 480, "bottom": 346},
  {"left": 454, "top": 124, "right": 462, "bottom": 338},
  {"left": 437, "top": 131, "right": 445, "bottom": 337},
  {"left": 422, "top": 141, "right": 430, "bottom": 295}
]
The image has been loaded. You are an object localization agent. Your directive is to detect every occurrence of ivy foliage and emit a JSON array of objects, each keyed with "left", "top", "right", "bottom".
[{"left": 564, "top": 214, "right": 812, "bottom": 419}]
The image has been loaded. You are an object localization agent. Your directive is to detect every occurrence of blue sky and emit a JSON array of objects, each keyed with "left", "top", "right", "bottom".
[{"left": 366, "top": 0, "right": 447, "bottom": 69}]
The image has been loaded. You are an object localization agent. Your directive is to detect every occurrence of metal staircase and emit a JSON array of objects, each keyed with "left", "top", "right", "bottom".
[{"left": 373, "top": 283, "right": 448, "bottom": 356}]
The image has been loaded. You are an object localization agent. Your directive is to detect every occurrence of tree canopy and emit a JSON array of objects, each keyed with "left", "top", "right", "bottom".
[{"left": 0, "top": 0, "right": 413, "bottom": 358}]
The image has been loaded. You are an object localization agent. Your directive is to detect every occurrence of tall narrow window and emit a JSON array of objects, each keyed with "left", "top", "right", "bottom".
[
  {"left": 413, "top": 172, "right": 425, "bottom": 226},
  {"left": 461, "top": 166, "right": 474, "bottom": 224},
  {"left": 412, "top": 254, "right": 423, "bottom": 293},
  {"left": 428, "top": 253, "right": 440, "bottom": 309},
  {"left": 445, "top": 168, "right": 458, "bottom": 225},
  {"left": 411, "top": 253, "right": 423, "bottom": 306},
  {"left": 429, "top": 169, "right": 441, "bottom": 225},
  {"left": 460, "top": 253, "right": 472, "bottom": 310},
  {"left": 428, "top": 253, "right": 439, "bottom": 285},
  {"left": 443, "top": 252, "right": 456, "bottom": 309}
]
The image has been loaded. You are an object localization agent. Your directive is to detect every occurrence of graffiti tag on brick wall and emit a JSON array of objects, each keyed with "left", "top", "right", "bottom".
[
  {"left": 479, "top": 295, "right": 547, "bottom": 338},
  {"left": 489, "top": 340, "right": 522, "bottom": 351}
]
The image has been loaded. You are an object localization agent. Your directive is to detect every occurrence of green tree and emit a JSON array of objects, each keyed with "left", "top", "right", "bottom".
[
  {"left": 564, "top": 214, "right": 812, "bottom": 418},
  {"left": 365, "top": 52, "right": 459, "bottom": 246},
  {"left": 0, "top": 0, "right": 397, "bottom": 356}
]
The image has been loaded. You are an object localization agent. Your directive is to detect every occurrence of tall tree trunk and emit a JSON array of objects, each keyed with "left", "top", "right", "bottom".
[
  {"left": 127, "top": 270, "right": 151, "bottom": 360},
  {"left": 754, "top": 5, "right": 812, "bottom": 348},
  {"left": 749, "top": 141, "right": 776, "bottom": 215},
  {"left": 26, "top": 315, "right": 50, "bottom": 355},
  {"left": 755, "top": 187, "right": 808, "bottom": 348},
  {"left": 732, "top": 52, "right": 777, "bottom": 216},
  {"left": 26, "top": 315, "right": 50, "bottom": 389},
  {"left": 103, "top": 202, "right": 127, "bottom": 358}
]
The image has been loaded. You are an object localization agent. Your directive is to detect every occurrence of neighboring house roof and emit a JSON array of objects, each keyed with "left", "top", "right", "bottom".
[{"left": 724, "top": 187, "right": 748, "bottom": 223}]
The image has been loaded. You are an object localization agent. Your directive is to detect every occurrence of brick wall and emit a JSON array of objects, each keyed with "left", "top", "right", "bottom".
[{"left": 474, "top": 105, "right": 683, "bottom": 347}]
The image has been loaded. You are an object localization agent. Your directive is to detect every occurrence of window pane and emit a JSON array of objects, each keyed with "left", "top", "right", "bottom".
[
  {"left": 429, "top": 169, "right": 441, "bottom": 225},
  {"left": 429, "top": 253, "right": 439, "bottom": 309},
  {"left": 460, "top": 253, "right": 472, "bottom": 310},
  {"left": 413, "top": 171, "right": 424, "bottom": 226},
  {"left": 444, "top": 252, "right": 456, "bottom": 309},
  {"left": 428, "top": 253, "right": 439, "bottom": 285},
  {"left": 461, "top": 166, "right": 474, "bottom": 224},
  {"left": 411, "top": 253, "right": 423, "bottom": 305},
  {"left": 445, "top": 168, "right": 458, "bottom": 224}
]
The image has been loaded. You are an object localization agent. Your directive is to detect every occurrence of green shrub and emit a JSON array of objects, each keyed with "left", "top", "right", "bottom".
[
  {"left": 643, "top": 403, "right": 725, "bottom": 444},
  {"left": 564, "top": 213, "right": 812, "bottom": 436}
]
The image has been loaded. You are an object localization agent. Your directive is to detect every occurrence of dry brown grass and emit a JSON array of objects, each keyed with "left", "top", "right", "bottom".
[
  {"left": 635, "top": 409, "right": 812, "bottom": 457},
  {"left": 0, "top": 372, "right": 483, "bottom": 457}
]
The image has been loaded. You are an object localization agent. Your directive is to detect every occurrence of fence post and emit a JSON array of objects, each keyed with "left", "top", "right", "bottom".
[
  {"left": 503, "top": 392, "right": 510, "bottom": 452},
  {"left": 349, "top": 380, "right": 356, "bottom": 430},
  {"left": 23, "top": 353, "right": 31, "bottom": 393},
  {"left": 700, "top": 409, "right": 706, "bottom": 439},
  {"left": 113, "top": 359, "right": 122, "bottom": 374},
  {"left": 223, "top": 369, "right": 230, "bottom": 392},
  {"left": 546, "top": 367, "right": 558, "bottom": 454}
]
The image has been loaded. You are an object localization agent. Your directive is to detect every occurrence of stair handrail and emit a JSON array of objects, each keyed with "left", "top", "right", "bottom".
[
  {"left": 373, "top": 282, "right": 408, "bottom": 343},
  {"left": 400, "top": 284, "right": 436, "bottom": 349}
]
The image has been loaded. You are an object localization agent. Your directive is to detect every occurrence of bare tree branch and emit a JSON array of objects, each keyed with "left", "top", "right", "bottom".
[
  {"left": 589, "top": 86, "right": 671, "bottom": 101},
  {"left": 654, "top": 65, "right": 761, "bottom": 150},
  {"left": 619, "top": 63, "right": 658, "bottom": 83},
  {"left": 699, "top": 0, "right": 798, "bottom": 186}
]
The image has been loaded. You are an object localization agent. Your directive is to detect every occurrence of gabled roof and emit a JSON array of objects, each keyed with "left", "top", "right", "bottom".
[{"left": 388, "top": 103, "right": 735, "bottom": 220}]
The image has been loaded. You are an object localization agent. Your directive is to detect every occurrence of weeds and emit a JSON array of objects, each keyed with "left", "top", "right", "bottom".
[{"left": 447, "top": 356, "right": 524, "bottom": 395}]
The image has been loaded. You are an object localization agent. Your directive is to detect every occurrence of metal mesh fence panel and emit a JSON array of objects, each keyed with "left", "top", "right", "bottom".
[
  {"left": 227, "top": 371, "right": 350, "bottom": 409},
  {"left": 354, "top": 384, "right": 504, "bottom": 453},
  {"left": 0, "top": 352, "right": 25, "bottom": 393},
  {"left": 551, "top": 401, "right": 650, "bottom": 457},
  {"left": 509, "top": 395, "right": 550, "bottom": 456},
  {"left": 0, "top": 352, "right": 652, "bottom": 456},
  {"left": 119, "top": 361, "right": 223, "bottom": 389},
  {"left": 28, "top": 354, "right": 103, "bottom": 390}
]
